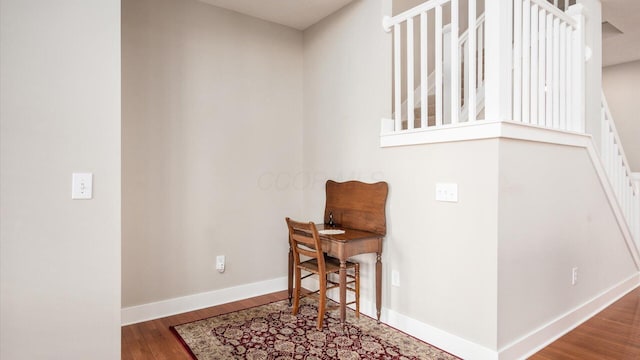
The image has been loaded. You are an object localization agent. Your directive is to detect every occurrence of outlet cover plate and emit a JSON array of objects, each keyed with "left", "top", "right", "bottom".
[{"left": 436, "top": 183, "right": 458, "bottom": 202}]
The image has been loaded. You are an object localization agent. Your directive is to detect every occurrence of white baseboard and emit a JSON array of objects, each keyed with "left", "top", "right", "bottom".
[
  {"left": 498, "top": 273, "right": 640, "bottom": 360},
  {"left": 121, "top": 276, "right": 288, "bottom": 326},
  {"left": 381, "top": 305, "right": 498, "bottom": 360},
  {"left": 320, "top": 291, "right": 497, "bottom": 359}
]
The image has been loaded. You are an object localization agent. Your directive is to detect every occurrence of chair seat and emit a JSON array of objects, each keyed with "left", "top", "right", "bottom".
[{"left": 299, "top": 256, "right": 358, "bottom": 274}]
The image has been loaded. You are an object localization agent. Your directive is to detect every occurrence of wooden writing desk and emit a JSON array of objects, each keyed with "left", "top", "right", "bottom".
[{"left": 287, "top": 180, "right": 388, "bottom": 324}]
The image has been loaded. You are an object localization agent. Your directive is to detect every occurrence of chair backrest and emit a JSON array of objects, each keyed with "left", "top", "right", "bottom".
[
  {"left": 324, "top": 180, "right": 389, "bottom": 235},
  {"left": 286, "top": 218, "right": 326, "bottom": 273}
]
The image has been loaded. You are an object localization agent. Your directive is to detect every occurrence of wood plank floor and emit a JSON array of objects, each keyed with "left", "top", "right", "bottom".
[
  {"left": 530, "top": 286, "right": 640, "bottom": 360},
  {"left": 122, "top": 287, "right": 640, "bottom": 359},
  {"left": 121, "top": 291, "right": 289, "bottom": 360}
]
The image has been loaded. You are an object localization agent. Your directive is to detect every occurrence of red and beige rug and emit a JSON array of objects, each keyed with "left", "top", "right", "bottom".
[{"left": 171, "top": 298, "right": 459, "bottom": 359}]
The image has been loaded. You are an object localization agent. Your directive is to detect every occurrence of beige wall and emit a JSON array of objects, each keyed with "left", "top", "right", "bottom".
[
  {"left": 497, "top": 139, "right": 637, "bottom": 348},
  {"left": 0, "top": 0, "right": 121, "bottom": 359},
  {"left": 304, "top": 0, "right": 499, "bottom": 348},
  {"left": 602, "top": 60, "right": 640, "bottom": 172},
  {"left": 122, "top": 0, "right": 303, "bottom": 307}
]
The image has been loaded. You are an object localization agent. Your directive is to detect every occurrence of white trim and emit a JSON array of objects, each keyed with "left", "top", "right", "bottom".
[
  {"left": 380, "top": 119, "right": 590, "bottom": 148},
  {"left": 380, "top": 120, "right": 501, "bottom": 147},
  {"left": 121, "top": 276, "right": 287, "bottom": 325},
  {"left": 382, "top": 305, "right": 498, "bottom": 360},
  {"left": 327, "top": 295, "right": 498, "bottom": 360},
  {"left": 585, "top": 145, "right": 640, "bottom": 268},
  {"left": 499, "top": 273, "right": 640, "bottom": 360}
]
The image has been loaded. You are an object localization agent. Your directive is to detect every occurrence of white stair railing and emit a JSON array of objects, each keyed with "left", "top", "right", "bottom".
[
  {"left": 396, "top": 13, "right": 485, "bottom": 125},
  {"left": 444, "top": 13, "right": 485, "bottom": 124},
  {"left": 383, "top": 0, "right": 468, "bottom": 132},
  {"left": 601, "top": 94, "right": 640, "bottom": 245},
  {"left": 382, "top": 0, "right": 582, "bottom": 136},
  {"left": 511, "top": 0, "right": 585, "bottom": 132}
]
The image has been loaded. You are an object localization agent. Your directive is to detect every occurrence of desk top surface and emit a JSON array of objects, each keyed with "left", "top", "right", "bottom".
[{"left": 316, "top": 224, "right": 383, "bottom": 242}]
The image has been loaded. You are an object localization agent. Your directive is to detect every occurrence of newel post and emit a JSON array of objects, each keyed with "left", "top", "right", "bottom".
[
  {"left": 576, "top": 0, "right": 602, "bottom": 147},
  {"left": 483, "top": 0, "right": 512, "bottom": 121},
  {"left": 567, "top": 4, "right": 586, "bottom": 133}
]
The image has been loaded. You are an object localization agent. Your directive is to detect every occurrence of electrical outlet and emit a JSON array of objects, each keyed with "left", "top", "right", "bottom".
[
  {"left": 571, "top": 267, "right": 578, "bottom": 285},
  {"left": 216, "top": 255, "right": 225, "bottom": 273},
  {"left": 391, "top": 270, "right": 400, "bottom": 287},
  {"left": 435, "top": 183, "right": 458, "bottom": 202}
]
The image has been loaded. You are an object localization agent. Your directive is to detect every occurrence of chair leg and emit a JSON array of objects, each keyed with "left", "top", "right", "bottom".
[
  {"left": 292, "top": 267, "right": 301, "bottom": 315},
  {"left": 355, "top": 263, "right": 360, "bottom": 318},
  {"left": 317, "top": 274, "right": 327, "bottom": 330}
]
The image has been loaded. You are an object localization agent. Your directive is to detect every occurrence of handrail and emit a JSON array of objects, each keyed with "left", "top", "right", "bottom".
[
  {"left": 601, "top": 92, "right": 637, "bottom": 194},
  {"left": 601, "top": 91, "right": 639, "bottom": 244},
  {"left": 383, "top": 0, "right": 449, "bottom": 32},
  {"left": 458, "top": 13, "right": 485, "bottom": 44},
  {"left": 384, "top": 0, "right": 575, "bottom": 32},
  {"left": 534, "top": 0, "right": 577, "bottom": 27}
]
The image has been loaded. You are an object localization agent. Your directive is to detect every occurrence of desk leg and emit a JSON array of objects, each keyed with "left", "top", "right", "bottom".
[
  {"left": 376, "top": 253, "right": 382, "bottom": 323},
  {"left": 288, "top": 246, "right": 293, "bottom": 306},
  {"left": 339, "top": 259, "right": 347, "bottom": 325}
]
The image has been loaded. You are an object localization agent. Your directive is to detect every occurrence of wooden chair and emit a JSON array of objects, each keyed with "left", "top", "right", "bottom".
[{"left": 285, "top": 217, "right": 360, "bottom": 330}]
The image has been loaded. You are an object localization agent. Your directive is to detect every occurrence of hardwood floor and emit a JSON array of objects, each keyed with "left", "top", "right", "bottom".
[
  {"left": 122, "top": 287, "right": 640, "bottom": 359},
  {"left": 121, "top": 290, "right": 289, "bottom": 360},
  {"left": 531, "top": 287, "right": 640, "bottom": 360}
]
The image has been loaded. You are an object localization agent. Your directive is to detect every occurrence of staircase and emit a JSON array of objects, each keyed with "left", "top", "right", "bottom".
[{"left": 382, "top": 0, "right": 639, "bottom": 250}]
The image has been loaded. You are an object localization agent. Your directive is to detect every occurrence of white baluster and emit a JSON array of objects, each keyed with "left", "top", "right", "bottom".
[
  {"left": 552, "top": 17, "right": 560, "bottom": 129},
  {"left": 545, "top": 13, "right": 553, "bottom": 128},
  {"left": 467, "top": 0, "right": 477, "bottom": 122},
  {"left": 559, "top": 22, "right": 567, "bottom": 130},
  {"left": 530, "top": 4, "right": 539, "bottom": 125},
  {"left": 463, "top": 40, "right": 470, "bottom": 120},
  {"left": 436, "top": 5, "right": 443, "bottom": 126},
  {"left": 394, "top": 23, "right": 401, "bottom": 131},
  {"left": 522, "top": 0, "right": 531, "bottom": 124},
  {"left": 566, "top": 25, "right": 574, "bottom": 130},
  {"left": 477, "top": 20, "right": 483, "bottom": 89},
  {"left": 450, "top": 0, "right": 460, "bottom": 124},
  {"left": 443, "top": 27, "right": 451, "bottom": 124},
  {"left": 421, "top": 12, "right": 428, "bottom": 128},
  {"left": 514, "top": 0, "right": 523, "bottom": 122},
  {"left": 407, "top": 17, "right": 415, "bottom": 130},
  {"left": 601, "top": 107, "right": 608, "bottom": 164},
  {"left": 538, "top": 9, "right": 546, "bottom": 126}
]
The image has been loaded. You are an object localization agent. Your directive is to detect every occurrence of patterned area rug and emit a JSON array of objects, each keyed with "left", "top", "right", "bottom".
[{"left": 171, "top": 298, "right": 460, "bottom": 359}]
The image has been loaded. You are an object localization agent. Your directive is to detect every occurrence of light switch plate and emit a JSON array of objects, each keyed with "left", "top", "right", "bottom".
[
  {"left": 216, "top": 255, "right": 225, "bottom": 273},
  {"left": 72, "top": 173, "right": 93, "bottom": 200},
  {"left": 435, "top": 183, "right": 458, "bottom": 202},
  {"left": 391, "top": 270, "right": 400, "bottom": 287}
]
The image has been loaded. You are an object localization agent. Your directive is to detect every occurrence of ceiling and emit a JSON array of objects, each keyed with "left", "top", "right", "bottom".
[
  {"left": 602, "top": 0, "right": 640, "bottom": 66},
  {"left": 197, "top": 0, "right": 355, "bottom": 30}
]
